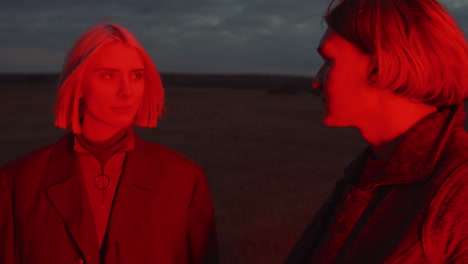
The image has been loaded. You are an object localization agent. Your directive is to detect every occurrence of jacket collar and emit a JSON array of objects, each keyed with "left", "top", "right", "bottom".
[
  {"left": 73, "top": 126, "right": 135, "bottom": 154},
  {"left": 345, "top": 104, "right": 465, "bottom": 187},
  {"left": 44, "top": 131, "right": 159, "bottom": 262}
]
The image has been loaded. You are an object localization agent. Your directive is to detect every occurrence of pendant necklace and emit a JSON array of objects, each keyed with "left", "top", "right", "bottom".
[{"left": 94, "top": 167, "right": 111, "bottom": 208}]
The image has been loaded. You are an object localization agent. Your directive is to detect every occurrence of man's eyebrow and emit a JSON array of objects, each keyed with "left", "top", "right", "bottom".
[{"left": 131, "top": 68, "right": 145, "bottom": 72}]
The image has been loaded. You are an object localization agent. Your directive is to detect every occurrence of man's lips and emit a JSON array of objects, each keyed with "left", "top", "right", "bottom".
[{"left": 320, "top": 93, "right": 327, "bottom": 102}]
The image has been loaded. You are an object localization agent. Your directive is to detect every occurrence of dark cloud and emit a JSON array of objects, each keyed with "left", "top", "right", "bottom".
[{"left": 0, "top": 0, "right": 466, "bottom": 76}]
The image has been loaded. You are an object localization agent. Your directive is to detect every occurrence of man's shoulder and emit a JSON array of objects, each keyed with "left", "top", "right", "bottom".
[
  {"left": 427, "top": 127, "right": 468, "bottom": 216},
  {"left": 424, "top": 148, "right": 468, "bottom": 262},
  {"left": 443, "top": 128, "right": 468, "bottom": 160},
  {"left": 432, "top": 128, "right": 468, "bottom": 191}
]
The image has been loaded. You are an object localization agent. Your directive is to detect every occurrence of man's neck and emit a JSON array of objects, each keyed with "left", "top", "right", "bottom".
[{"left": 359, "top": 100, "right": 437, "bottom": 160}]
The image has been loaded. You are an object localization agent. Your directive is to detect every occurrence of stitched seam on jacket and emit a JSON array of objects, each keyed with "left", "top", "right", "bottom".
[{"left": 422, "top": 161, "right": 468, "bottom": 264}]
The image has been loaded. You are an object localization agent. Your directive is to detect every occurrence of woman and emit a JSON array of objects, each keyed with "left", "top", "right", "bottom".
[{"left": 0, "top": 23, "right": 218, "bottom": 264}]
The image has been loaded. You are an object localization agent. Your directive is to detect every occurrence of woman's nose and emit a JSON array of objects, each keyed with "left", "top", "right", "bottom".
[{"left": 118, "top": 78, "right": 132, "bottom": 99}]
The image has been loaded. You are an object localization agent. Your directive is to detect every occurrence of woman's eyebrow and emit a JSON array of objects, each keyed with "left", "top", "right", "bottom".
[
  {"left": 94, "top": 68, "right": 145, "bottom": 72},
  {"left": 95, "top": 68, "right": 119, "bottom": 72}
]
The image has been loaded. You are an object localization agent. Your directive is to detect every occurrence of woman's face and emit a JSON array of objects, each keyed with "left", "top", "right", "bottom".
[{"left": 81, "top": 42, "right": 145, "bottom": 130}]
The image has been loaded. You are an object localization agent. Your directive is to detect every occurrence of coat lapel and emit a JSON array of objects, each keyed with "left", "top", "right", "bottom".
[
  {"left": 374, "top": 105, "right": 462, "bottom": 187},
  {"left": 45, "top": 133, "right": 101, "bottom": 264},
  {"left": 313, "top": 105, "right": 464, "bottom": 262},
  {"left": 103, "top": 135, "right": 160, "bottom": 251}
]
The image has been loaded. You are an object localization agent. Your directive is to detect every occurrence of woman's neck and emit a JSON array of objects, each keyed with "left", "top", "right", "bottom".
[{"left": 80, "top": 114, "right": 124, "bottom": 143}]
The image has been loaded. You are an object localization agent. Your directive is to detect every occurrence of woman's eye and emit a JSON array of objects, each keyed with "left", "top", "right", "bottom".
[
  {"left": 132, "top": 72, "right": 144, "bottom": 80},
  {"left": 100, "top": 73, "right": 113, "bottom": 80}
]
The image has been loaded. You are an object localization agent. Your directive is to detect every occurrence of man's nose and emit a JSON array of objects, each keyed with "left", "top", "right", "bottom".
[
  {"left": 312, "top": 76, "right": 322, "bottom": 89},
  {"left": 312, "top": 80, "right": 321, "bottom": 89},
  {"left": 312, "top": 68, "right": 324, "bottom": 89}
]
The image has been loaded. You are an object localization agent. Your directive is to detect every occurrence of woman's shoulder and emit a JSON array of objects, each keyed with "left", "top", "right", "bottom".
[
  {"left": 3, "top": 132, "right": 75, "bottom": 170},
  {"left": 133, "top": 135, "right": 200, "bottom": 169},
  {"left": 130, "top": 136, "right": 206, "bottom": 187},
  {"left": 3, "top": 141, "right": 59, "bottom": 173}
]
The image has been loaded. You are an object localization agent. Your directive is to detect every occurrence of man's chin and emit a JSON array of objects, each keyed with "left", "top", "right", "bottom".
[
  {"left": 322, "top": 114, "right": 335, "bottom": 127},
  {"left": 322, "top": 115, "right": 350, "bottom": 128}
]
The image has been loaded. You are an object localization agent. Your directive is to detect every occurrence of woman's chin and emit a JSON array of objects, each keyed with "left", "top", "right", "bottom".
[{"left": 104, "top": 117, "right": 135, "bottom": 129}]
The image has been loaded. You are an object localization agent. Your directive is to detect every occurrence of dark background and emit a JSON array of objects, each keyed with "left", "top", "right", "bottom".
[{"left": 1, "top": 0, "right": 467, "bottom": 263}]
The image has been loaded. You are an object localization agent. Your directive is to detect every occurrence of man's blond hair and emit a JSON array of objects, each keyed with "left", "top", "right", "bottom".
[{"left": 325, "top": 0, "right": 468, "bottom": 106}]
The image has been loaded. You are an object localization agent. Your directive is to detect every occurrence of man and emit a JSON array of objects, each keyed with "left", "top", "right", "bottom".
[{"left": 286, "top": 0, "right": 468, "bottom": 263}]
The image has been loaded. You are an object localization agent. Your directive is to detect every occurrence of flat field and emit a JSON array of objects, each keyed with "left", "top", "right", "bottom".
[{"left": 2, "top": 78, "right": 457, "bottom": 263}]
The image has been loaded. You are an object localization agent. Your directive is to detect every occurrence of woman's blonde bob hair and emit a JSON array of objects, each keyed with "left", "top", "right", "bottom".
[
  {"left": 325, "top": 0, "right": 468, "bottom": 106},
  {"left": 54, "top": 23, "right": 165, "bottom": 134}
]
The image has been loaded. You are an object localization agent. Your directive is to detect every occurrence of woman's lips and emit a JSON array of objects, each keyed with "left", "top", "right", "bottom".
[{"left": 111, "top": 106, "right": 132, "bottom": 114}]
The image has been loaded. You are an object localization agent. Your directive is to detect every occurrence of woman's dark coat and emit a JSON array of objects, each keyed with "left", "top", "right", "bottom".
[{"left": 0, "top": 133, "right": 218, "bottom": 264}]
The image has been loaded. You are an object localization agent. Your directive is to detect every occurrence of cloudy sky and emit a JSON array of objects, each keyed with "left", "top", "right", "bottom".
[{"left": 1, "top": 0, "right": 467, "bottom": 77}]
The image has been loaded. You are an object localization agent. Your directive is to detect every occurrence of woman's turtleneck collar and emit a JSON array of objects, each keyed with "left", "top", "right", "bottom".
[{"left": 74, "top": 125, "right": 134, "bottom": 166}]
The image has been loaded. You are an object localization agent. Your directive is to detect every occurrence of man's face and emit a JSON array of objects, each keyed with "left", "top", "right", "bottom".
[
  {"left": 313, "top": 28, "right": 378, "bottom": 127},
  {"left": 81, "top": 42, "right": 145, "bottom": 130}
]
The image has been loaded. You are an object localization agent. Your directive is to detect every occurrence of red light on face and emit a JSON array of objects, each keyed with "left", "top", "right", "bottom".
[
  {"left": 312, "top": 82, "right": 321, "bottom": 89},
  {"left": 81, "top": 42, "right": 146, "bottom": 132},
  {"left": 314, "top": 28, "right": 377, "bottom": 128}
]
